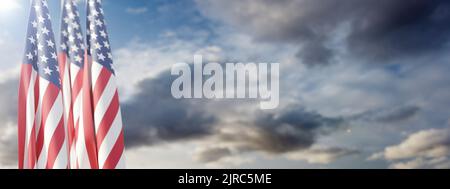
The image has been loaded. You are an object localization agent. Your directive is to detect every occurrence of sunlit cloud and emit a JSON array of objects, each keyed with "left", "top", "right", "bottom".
[{"left": 0, "top": 0, "right": 20, "bottom": 13}]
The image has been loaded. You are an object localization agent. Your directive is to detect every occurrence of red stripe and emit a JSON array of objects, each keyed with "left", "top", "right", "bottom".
[
  {"left": 36, "top": 84, "right": 60, "bottom": 159},
  {"left": 18, "top": 64, "right": 32, "bottom": 169},
  {"left": 92, "top": 67, "right": 112, "bottom": 109},
  {"left": 102, "top": 131, "right": 124, "bottom": 169},
  {"left": 46, "top": 117, "right": 65, "bottom": 169},
  {"left": 71, "top": 71, "right": 83, "bottom": 101},
  {"left": 26, "top": 122, "right": 37, "bottom": 169},
  {"left": 58, "top": 53, "right": 67, "bottom": 79},
  {"left": 29, "top": 76, "right": 40, "bottom": 168},
  {"left": 96, "top": 91, "right": 119, "bottom": 146}
]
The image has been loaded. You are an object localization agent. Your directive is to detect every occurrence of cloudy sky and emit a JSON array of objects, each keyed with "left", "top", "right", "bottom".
[{"left": 1, "top": 0, "right": 450, "bottom": 169}]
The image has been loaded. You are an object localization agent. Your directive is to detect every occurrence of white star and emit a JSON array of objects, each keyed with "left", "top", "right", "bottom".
[
  {"left": 28, "top": 36, "right": 36, "bottom": 44},
  {"left": 41, "top": 27, "right": 50, "bottom": 36},
  {"left": 92, "top": 9, "right": 99, "bottom": 17},
  {"left": 71, "top": 45, "right": 79, "bottom": 52},
  {"left": 62, "top": 30, "right": 68, "bottom": 37},
  {"left": 94, "top": 42, "right": 102, "bottom": 50},
  {"left": 65, "top": 3, "right": 72, "bottom": 10},
  {"left": 88, "top": 15, "right": 96, "bottom": 22},
  {"left": 37, "top": 43, "right": 44, "bottom": 51},
  {"left": 32, "top": 21, "right": 38, "bottom": 28},
  {"left": 89, "top": 23, "right": 96, "bottom": 31},
  {"left": 34, "top": 5, "right": 41, "bottom": 11},
  {"left": 74, "top": 55, "right": 82, "bottom": 63},
  {"left": 72, "top": 22, "right": 80, "bottom": 30},
  {"left": 38, "top": 15, "right": 46, "bottom": 24},
  {"left": 107, "top": 53, "right": 113, "bottom": 59},
  {"left": 90, "top": 32, "right": 98, "bottom": 40},
  {"left": 95, "top": 19, "right": 103, "bottom": 27},
  {"left": 64, "top": 17, "right": 71, "bottom": 24},
  {"left": 43, "top": 66, "right": 52, "bottom": 75},
  {"left": 43, "top": 1, "right": 48, "bottom": 7},
  {"left": 26, "top": 52, "right": 34, "bottom": 60},
  {"left": 67, "top": 27, "right": 73, "bottom": 34},
  {"left": 61, "top": 43, "right": 67, "bottom": 50},
  {"left": 100, "top": 30, "right": 107, "bottom": 38},
  {"left": 97, "top": 53, "right": 106, "bottom": 61},
  {"left": 77, "top": 33, "right": 83, "bottom": 40},
  {"left": 68, "top": 12, "right": 76, "bottom": 19},
  {"left": 40, "top": 55, "right": 48, "bottom": 63},
  {"left": 103, "top": 41, "right": 110, "bottom": 49},
  {"left": 68, "top": 36, "right": 75, "bottom": 43},
  {"left": 47, "top": 40, "right": 55, "bottom": 48},
  {"left": 89, "top": 1, "right": 96, "bottom": 8},
  {"left": 51, "top": 52, "right": 57, "bottom": 60}
]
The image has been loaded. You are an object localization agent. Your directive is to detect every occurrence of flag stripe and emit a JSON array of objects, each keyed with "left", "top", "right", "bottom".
[{"left": 101, "top": 131, "right": 124, "bottom": 169}]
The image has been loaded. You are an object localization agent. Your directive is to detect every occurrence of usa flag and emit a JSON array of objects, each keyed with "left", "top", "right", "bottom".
[
  {"left": 19, "top": 0, "right": 125, "bottom": 169},
  {"left": 86, "top": 0, "right": 126, "bottom": 169},
  {"left": 18, "top": 0, "right": 68, "bottom": 169},
  {"left": 59, "top": 0, "right": 98, "bottom": 169}
]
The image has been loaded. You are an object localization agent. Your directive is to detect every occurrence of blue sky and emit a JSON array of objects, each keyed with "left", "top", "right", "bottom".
[{"left": 1, "top": 0, "right": 450, "bottom": 169}]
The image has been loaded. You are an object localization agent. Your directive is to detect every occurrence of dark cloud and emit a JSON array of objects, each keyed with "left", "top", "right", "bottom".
[
  {"left": 193, "top": 107, "right": 350, "bottom": 163},
  {"left": 250, "top": 107, "right": 346, "bottom": 153},
  {"left": 353, "top": 105, "right": 420, "bottom": 123},
  {"left": 194, "top": 147, "right": 232, "bottom": 163},
  {"left": 121, "top": 70, "right": 217, "bottom": 148},
  {"left": 0, "top": 78, "right": 18, "bottom": 123},
  {"left": 0, "top": 78, "right": 19, "bottom": 166},
  {"left": 197, "top": 0, "right": 450, "bottom": 65}
]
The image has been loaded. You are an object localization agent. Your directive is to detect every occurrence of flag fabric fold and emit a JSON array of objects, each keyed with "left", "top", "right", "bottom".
[
  {"left": 86, "top": 0, "right": 125, "bottom": 169},
  {"left": 58, "top": 0, "right": 99, "bottom": 169},
  {"left": 19, "top": 0, "right": 68, "bottom": 169}
]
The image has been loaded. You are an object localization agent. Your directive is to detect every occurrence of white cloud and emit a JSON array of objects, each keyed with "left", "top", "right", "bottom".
[
  {"left": 370, "top": 126, "right": 450, "bottom": 169},
  {"left": 286, "top": 147, "right": 358, "bottom": 164},
  {"left": 126, "top": 7, "right": 148, "bottom": 15},
  {"left": 389, "top": 157, "right": 450, "bottom": 169}
]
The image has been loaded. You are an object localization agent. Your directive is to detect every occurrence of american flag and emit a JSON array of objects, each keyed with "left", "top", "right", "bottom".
[
  {"left": 59, "top": 0, "right": 98, "bottom": 169},
  {"left": 86, "top": 0, "right": 126, "bottom": 169},
  {"left": 18, "top": 0, "right": 68, "bottom": 169},
  {"left": 19, "top": 0, "right": 125, "bottom": 169}
]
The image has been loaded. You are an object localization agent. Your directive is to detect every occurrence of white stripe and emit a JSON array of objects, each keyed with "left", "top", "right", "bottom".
[
  {"left": 98, "top": 108, "right": 122, "bottom": 167},
  {"left": 52, "top": 136, "right": 68, "bottom": 169},
  {"left": 72, "top": 94, "right": 82, "bottom": 122},
  {"left": 24, "top": 70, "right": 37, "bottom": 169},
  {"left": 94, "top": 77, "right": 116, "bottom": 131},
  {"left": 115, "top": 151, "right": 126, "bottom": 169},
  {"left": 70, "top": 143, "right": 77, "bottom": 168},
  {"left": 70, "top": 64, "right": 80, "bottom": 87},
  {"left": 75, "top": 104, "right": 92, "bottom": 169},
  {"left": 62, "top": 61, "right": 72, "bottom": 124},
  {"left": 43, "top": 93, "right": 65, "bottom": 168},
  {"left": 90, "top": 61, "right": 103, "bottom": 88}
]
